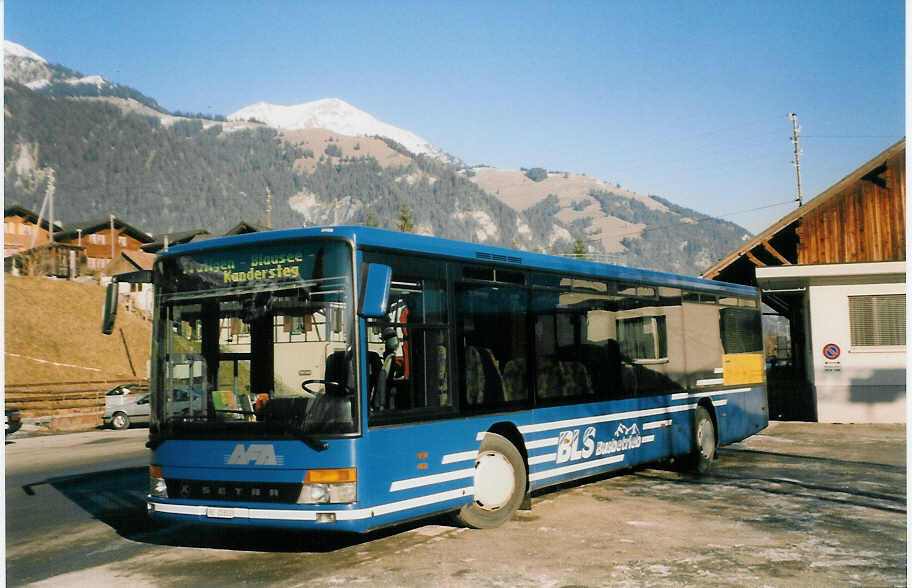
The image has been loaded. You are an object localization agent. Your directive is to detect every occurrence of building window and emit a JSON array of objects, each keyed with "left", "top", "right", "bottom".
[
  {"left": 849, "top": 294, "right": 905, "bottom": 347},
  {"left": 118, "top": 236, "right": 127, "bottom": 247}
]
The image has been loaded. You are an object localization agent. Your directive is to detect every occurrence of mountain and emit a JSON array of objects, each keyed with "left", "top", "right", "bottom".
[
  {"left": 229, "top": 99, "right": 459, "bottom": 164},
  {"left": 467, "top": 167, "right": 750, "bottom": 272},
  {"left": 3, "top": 41, "right": 751, "bottom": 275},
  {"left": 4, "top": 40, "right": 165, "bottom": 111}
]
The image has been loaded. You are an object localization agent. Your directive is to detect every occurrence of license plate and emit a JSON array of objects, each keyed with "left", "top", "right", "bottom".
[{"left": 206, "top": 507, "right": 235, "bottom": 519}]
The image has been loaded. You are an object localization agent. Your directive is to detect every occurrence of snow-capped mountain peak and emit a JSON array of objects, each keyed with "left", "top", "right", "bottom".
[
  {"left": 229, "top": 98, "right": 453, "bottom": 162},
  {"left": 4, "top": 40, "right": 46, "bottom": 62}
]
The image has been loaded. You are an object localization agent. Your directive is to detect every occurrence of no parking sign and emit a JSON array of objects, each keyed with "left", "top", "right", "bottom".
[{"left": 822, "top": 343, "right": 841, "bottom": 360}]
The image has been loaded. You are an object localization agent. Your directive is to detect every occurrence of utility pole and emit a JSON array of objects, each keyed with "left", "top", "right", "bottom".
[
  {"left": 265, "top": 185, "right": 273, "bottom": 229},
  {"left": 47, "top": 168, "right": 56, "bottom": 243},
  {"left": 789, "top": 113, "right": 803, "bottom": 207},
  {"left": 32, "top": 168, "right": 55, "bottom": 249},
  {"left": 110, "top": 214, "right": 116, "bottom": 263}
]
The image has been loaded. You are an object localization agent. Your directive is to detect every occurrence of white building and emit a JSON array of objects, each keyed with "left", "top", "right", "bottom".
[{"left": 703, "top": 139, "right": 905, "bottom": 423}]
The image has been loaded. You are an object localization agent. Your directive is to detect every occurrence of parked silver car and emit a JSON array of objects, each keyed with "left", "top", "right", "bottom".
[
  {"left": 103, "top": 385, "right": 200, "bottom": 429},
  {"left": 103, "top": 385, "right": 150, "bottom": 430}
]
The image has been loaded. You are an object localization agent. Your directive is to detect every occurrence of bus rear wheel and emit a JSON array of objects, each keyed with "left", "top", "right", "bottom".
[
  {"left": 456, "top": 433, "right": 526, "bottom": 529},
  {"left": 686, "top": 406, "right": 716, "bottom": 474}
]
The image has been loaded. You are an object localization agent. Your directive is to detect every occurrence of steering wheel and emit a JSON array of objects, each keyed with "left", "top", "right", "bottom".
[{"left": 301, "top": 379, "right": 345, "bottom": 396}]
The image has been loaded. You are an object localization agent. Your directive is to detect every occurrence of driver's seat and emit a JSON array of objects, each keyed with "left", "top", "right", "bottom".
[{"left": 305, "top": 350, "right": 355, "bottom": 432}]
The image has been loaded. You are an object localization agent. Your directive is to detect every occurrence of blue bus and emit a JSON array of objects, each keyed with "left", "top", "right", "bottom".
[{"left": 106, "top": 226, "right": 767, "bottom": 532}]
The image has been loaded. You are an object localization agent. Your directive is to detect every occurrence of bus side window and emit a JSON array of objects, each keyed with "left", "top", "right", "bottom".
[
  {"left": 614, "top": 284, "right": 685, "bottom": 396},
  {"left": 530, "top": 285, "right": 608, "bottom": 403},
  {"left": 363, "top": 250, "right": 451, "bottom": 424},
  {"left": 458, "top": 282, "right": 529, "bottom": 411}
]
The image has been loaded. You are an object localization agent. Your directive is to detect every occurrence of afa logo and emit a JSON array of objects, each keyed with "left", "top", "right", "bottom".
[{"left": 225, "top": 444, "right": 285, "bottom": 465}]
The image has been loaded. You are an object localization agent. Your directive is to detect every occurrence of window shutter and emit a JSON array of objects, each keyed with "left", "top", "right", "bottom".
[{"left": 849, "top": 294, "right": 905, "bottom": 346}]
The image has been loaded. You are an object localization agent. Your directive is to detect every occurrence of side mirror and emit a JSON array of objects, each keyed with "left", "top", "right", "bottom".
[
  {"left": 358, "top": 263, "right": 392, "bottom": 318},
  {"left": 102, "top": 282, "right": 119, "bottom": 335}
]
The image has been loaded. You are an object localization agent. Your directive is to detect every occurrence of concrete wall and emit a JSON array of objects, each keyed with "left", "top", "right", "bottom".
[{"left": 807, "top": 281, "right": 906, "bottom": 423}]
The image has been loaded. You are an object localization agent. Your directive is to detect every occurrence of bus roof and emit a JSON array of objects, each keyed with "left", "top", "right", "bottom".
[{"left": 158, "top": 225, "right": 757, "bottom": 298}]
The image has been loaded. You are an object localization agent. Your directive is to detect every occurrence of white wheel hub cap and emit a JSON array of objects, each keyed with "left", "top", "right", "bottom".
[{"left": 473, "top": 451, "right": 515, "bottom": 511}]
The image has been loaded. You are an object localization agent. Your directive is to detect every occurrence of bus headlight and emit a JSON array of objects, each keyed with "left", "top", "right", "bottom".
[
  {"left": 297, "top": 468, "right": 357, "bottom": 504},
  {"left": 149, "top": 465, "right": 168, "bottom": 498}
]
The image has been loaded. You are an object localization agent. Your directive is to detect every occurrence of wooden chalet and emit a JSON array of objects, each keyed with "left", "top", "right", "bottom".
[
  {"left": 53, "top": 217, "right": 154, "bottom": 273},
  {"left": 225, "top": 220, "right": 271, "bottom": 235},
  {"left": 703, "top": 139, "right": 905, "bottom": 422},
  {"left": 4, "top": 204, "right": 55, "bottom": 257},
  {"left": 141, "top": 229, "right": 212, "bottom": 254}
]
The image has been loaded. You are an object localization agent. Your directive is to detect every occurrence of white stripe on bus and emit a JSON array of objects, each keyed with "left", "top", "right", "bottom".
[
  {"left": 152, "top": 487, "right": 474, "bottom": 522},
  {"left": 441, "top": 450, "right": 477, "bottom": 464},
  {"left": 642, "top": 419, "right": 672, "bottom": 430},
  {"left": 516, "top": 403, "right": 698, "bottom": 436},
  {"left": 696, "top": 378, "right": 725, "bottom": 386},
  {"left": 670, "top": 387, "right": 752, "bottom": 401},
  {"left": 528, "top": 453, "right": 558, "bottom": 465},
  {"left": 412, "top": 390, "right": 752, "bottom": 499},
  {"left": 525, "top": 437, "right": 559, "bottom": 449},
  {"left": 529, "top": 454, "right": 626, "bottom": 482},
  {"left": 469, "top": 389, "right": 755, "bottom": 442},
  {"left": 389, "top": 468, "right": 475, "bottom": 492}
]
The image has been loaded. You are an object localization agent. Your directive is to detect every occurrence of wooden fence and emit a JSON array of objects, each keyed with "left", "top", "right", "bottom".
[{"left": 5, "top": 379, "right": 147, "bottom": 431}]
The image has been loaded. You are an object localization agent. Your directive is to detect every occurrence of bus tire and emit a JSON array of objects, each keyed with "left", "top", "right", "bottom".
[
  {"left": 687, "top": 406, "right": 716, "bottom": 474},
  {"left": 456, "top": 433, "right": 526, "bottom": 529}
]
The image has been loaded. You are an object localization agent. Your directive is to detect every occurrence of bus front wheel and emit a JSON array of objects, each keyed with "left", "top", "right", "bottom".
[
  {"left": 457, "top": 433, "right": 526, "bottom": 529},
  {"left": 687, "top": 406, "right": 716, "bottom": 474}
]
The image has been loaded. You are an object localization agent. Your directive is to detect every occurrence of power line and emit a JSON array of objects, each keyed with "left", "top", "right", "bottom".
[
  {"left": 802, "top": 135, "right": 900, "bottom": 139},
  {"left": 592, "top": 199, "right": 796, "bottom": 242}
]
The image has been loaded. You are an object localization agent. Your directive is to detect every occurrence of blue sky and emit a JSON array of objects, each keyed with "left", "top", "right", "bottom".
[{"left": 5, "top": 0, "right": 905, "bottom": 234}]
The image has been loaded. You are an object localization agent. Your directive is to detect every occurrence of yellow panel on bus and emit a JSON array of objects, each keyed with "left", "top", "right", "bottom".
[{"left": 722, "top": 353, "right": 764, "bottom": 386}]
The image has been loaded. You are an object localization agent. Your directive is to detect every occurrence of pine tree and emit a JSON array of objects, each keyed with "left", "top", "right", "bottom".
[
  {"left": 397, "top": 203, "right": 414, "bottom": 233},
  {"left": 573, "top": 238, "right": 587, "bottom": 260}
]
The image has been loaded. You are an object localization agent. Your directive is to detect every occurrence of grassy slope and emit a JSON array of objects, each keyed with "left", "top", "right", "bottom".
[{"left": 4, "top": 276, "right": 152, "bottom": 385}]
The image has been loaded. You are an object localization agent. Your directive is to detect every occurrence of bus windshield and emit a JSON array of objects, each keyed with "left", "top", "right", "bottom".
[{"left": 153, "top": 241, "right": 357, "bottom": 439}]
